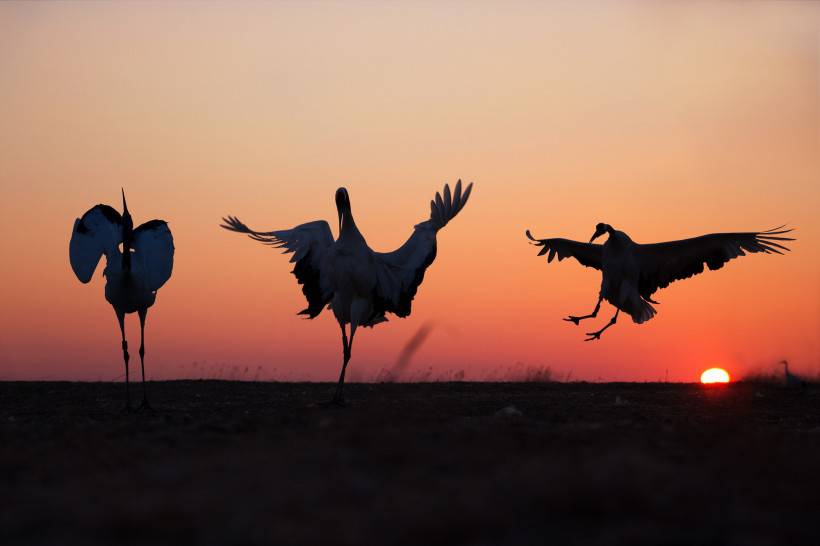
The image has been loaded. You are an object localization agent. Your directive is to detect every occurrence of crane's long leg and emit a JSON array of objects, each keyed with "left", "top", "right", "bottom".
[
  {"left": 116, "top": 310, "right": 131, "bottom": 411},
  {"left": 565, "top": 297, "right": 603, "bottom": 325},
  {"left": 329, "top": 323, "right": 352, "bottom": 406},
  {"left": 585, "top": 309, "right": 620, "bottom": 341},
  {"left": 136, "top": 308, "right": 152, "bottom": 411}
]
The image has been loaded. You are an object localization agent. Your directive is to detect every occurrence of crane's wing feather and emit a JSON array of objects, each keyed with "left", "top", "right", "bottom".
[
  {"left": 220, "top": 216, "right": 334, "bottom": 318},
  {"left": 373, "top": 180, "right": 473, "bottom": 317},
  {"left": 525, "top": 230, "right": 603, "bottom": 270},
  {"left": 133, "top": 220, "right": 175, "bottom": 291},
  {"left": 636, "top": 227, "right": 794, "bottom": 298},
  {"left": 69, "top": 204, "right": 122, "bottom": 283}
]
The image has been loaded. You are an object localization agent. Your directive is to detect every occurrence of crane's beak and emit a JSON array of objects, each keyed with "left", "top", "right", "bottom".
[
  {"left": 589, "top": 228, "right": 606, "bottom": 243},
  {"left": 120, "top": 188, "right": 134, "bottom": 243}
]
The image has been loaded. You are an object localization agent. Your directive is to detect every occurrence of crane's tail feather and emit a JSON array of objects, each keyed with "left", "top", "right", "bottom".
[
  {"left": 430, "top": 180, "right": 473, "bottom": 230},
  {"left": 632, "top": 300, "right": 657, "bottom": 324}
]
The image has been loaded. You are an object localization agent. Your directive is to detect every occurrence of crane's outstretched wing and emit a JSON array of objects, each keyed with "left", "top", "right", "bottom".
[
  {"left": 525, "top": 230, "right": 602, "bottom": 270},
  {"left": 220, "top": 216, "right": 334, "bottom": 318},
  {"left": 636, "top": 227, "right": 794, "bottom": 299},
  {"left": 69, "top": 204, "right": 122, "bottom": 283},
  {"left": 373, "top": 180, "right": 473, "bottom": 317},
  {"left": 133, "top": 220, "right": 175, "bottom": 291}
]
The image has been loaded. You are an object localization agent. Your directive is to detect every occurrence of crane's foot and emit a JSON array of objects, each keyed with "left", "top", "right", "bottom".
[
  {"left": 136, "top": 399, "right": 153, "bottom": 412},
  {"left": 584, "top": 331, "right": 603, "bottom": 342},
  {"left": 584, "top": 313, "right": 619, "bottom": 341},
  {"left": 564, "top": 316, "right": 584, "bottom": 325}
]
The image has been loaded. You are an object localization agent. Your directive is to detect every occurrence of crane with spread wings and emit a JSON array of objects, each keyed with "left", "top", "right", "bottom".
[
  {"left": 70, "top": 190, "right": 174, "bottom": 409},
  {"left": 526, "top": 223, "right": 793, "bottom": 341},
  {"left": 221, "top": 180, "right": 473, "bottom": 405}
]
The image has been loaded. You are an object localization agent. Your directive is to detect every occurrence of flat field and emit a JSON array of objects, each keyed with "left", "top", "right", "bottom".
[{"left": 2, "top": 381, "right": 819, "bottom": 546}]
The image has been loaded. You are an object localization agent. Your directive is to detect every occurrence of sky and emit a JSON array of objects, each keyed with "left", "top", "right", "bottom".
[{"left": 0, "top": 1, "right": 818, "bottom": 382}]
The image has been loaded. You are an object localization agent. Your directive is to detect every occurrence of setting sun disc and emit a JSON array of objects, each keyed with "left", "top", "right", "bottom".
[{"left": 700, "top": 368, "right": 730, "bottom": 384}]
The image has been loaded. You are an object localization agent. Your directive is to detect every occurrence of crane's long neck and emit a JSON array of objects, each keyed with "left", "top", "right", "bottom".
[
  {"left": 606, "top": 229, "right": 633, "bottom": 248},
  {"left": 121, "top": 238, "right": 132, "bottom": 272},
  {"left": 121, "top": 189, "right": 133, "bottom": 273},
  {"left": 339, "top": 207, "right": 363, "bottom": 241}
]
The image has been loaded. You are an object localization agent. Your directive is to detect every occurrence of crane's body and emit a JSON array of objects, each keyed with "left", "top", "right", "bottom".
[
  {"left": 598, "top": 228, "right": 657, "bottom": 325},
  {"left": 70, "top": 192, "right": 174, "bottom": 410},
  {"left": 222, "top": 180, "right": 473, "bottom": 405},
  {"left": 527, "top": 223, "right": 793, "bottom": 340},
  {"left": 326, "top": 218, "right": 383, "bottom": 329},
  {"left": 104, "top": 258, "right": 158, "bottom": 313}
]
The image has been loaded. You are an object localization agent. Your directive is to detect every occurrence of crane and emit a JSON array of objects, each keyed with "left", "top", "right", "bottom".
[
  {"left": 69, "top": 190, "right": 174, "bottom": 410},
  {"left": 526, "top": 223, "right": 793, "bottom": 341},
  {"left": 221, "top": 180, "right": 473, "bottom": 405},
  {"left": 780, "top": 360, "right": 805, "bottom": 388}
]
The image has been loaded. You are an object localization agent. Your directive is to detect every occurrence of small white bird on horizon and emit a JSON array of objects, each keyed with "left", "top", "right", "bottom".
[
  {"left": 69, "top": 190, "right": 174, "bottom": 410},
  {"left": 526, "top": 224, "right": 794, "bottom": 341},
  {"left": 221, "top": 180, "right": 473, "bottom": 405}
]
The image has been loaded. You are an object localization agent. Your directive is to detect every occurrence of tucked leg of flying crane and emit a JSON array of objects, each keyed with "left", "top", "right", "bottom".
[
  {"left": 116, "top": 311, "right": 131, "bottom": 411},
  {"left": 585, "top": 309, "right": 620, "bottom": 342},
  {"left": 136, "top": 308, "right": 152, "bottom": 411},
  {"left": 565, "top": 296, "right": 603, "bottom": 325}
]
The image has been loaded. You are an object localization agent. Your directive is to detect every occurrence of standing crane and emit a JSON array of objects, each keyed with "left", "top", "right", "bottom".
[
  {"left": 780, "top": 360, "right": 805, "bottom": 388},
  {"left": 221, "top": 180, "right": 473, "bottom": 405},
  {"left": 69, "top": 191, "right": 174, "bottom": 410},
  {"left": 526, "top": 223, "right": 793, "bottom": 341}
]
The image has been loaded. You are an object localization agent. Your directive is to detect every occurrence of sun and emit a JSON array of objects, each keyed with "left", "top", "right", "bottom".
[{"left": 700, "top": 368, "right": 731, "bottom": 384}]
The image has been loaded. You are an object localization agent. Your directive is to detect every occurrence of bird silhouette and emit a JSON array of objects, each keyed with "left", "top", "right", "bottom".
[
  {"left": 526, "top": 224, "right": 793, "bottom": 341},
  {"left": 221, "top": 180, "right": 473, "bottom": 405},
  {"left": 69, "top": 190, "right": 174, "bottom": 410},
  {"left": 780, "top": 360, "right": 805, "bottom": 388}
]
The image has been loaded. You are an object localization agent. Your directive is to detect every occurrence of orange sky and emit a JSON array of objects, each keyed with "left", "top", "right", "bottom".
[{"left": 1, "top": 2, "right": 818, "bottom": 382}]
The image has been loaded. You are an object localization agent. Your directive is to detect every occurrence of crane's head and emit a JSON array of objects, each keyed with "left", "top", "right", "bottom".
[
  {"left": 590, "top": 223, "right": 611, "bottom": 243},
  {"left": 335, "top": 187, "right": 351, "bottom": 232},
  {"left": 121, "top": 188, "right": 134, "bottom": 242}
]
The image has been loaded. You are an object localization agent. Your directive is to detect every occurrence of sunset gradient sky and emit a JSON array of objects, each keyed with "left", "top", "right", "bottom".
[{"left": 1, "top": 2, "right": 818, "bottom": 382}]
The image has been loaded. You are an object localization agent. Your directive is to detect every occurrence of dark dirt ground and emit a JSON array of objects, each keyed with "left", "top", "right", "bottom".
[{"left": 2, "top": 381, "right": 820, "bottom": 546}]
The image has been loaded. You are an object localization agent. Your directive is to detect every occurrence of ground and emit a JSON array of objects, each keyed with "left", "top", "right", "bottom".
[{"left": 1, "top": 381, "right": 819, "bottom": 546}]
